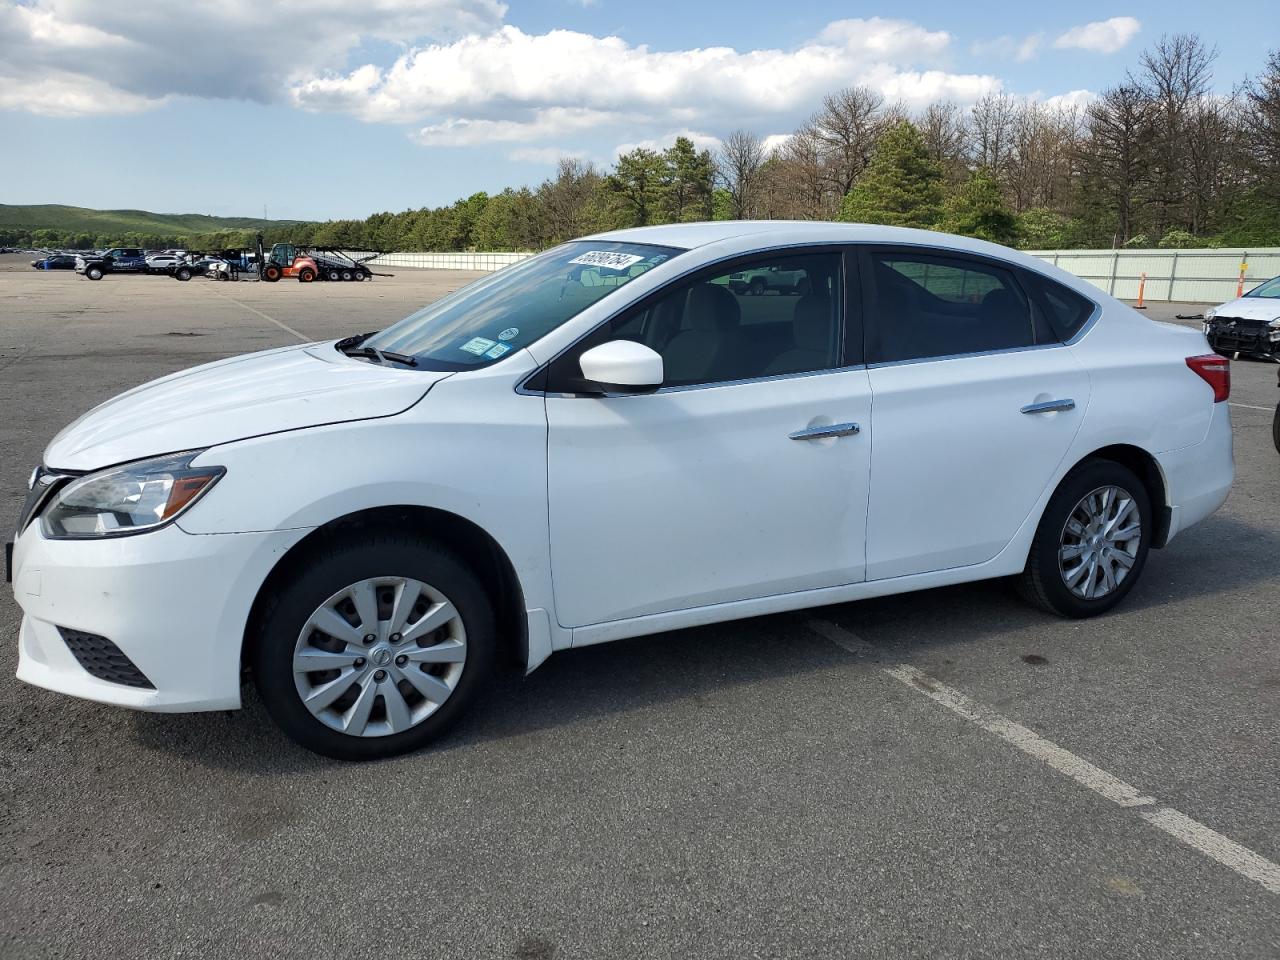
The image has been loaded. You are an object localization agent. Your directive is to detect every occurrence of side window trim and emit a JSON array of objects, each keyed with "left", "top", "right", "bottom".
[
  {"left": 536, "top": 243, "right": 859, "bottom": 396},
  {"left": 858, "top": 244, "right": 1058, "bottom": 368}
]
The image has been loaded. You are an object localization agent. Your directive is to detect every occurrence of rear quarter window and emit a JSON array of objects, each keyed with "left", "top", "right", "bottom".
[{"left": 1024, "top": 272, "right": 1095, "bottom": 342}]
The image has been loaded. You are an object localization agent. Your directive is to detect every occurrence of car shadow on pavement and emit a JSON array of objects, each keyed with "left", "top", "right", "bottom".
[{"left": 126, "top": 512, "right": 1280, "bottom": 772}]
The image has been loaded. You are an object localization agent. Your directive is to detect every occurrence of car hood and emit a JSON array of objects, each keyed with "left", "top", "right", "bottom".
[
  {"left": 45, "top": 342, "right": 449, "bottom": 471},
  {"left": 1210, "top": 297, "right": 1280, "bottom": 322}
]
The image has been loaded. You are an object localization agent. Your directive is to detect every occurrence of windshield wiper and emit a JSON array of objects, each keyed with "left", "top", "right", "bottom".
[{"left": 339, "top": 344, "right": 419, "bottom": 368}]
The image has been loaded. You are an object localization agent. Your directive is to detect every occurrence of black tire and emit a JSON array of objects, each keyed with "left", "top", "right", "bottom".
[
  {"left": 1017, "top": 459, "right": 1152, "bottom": 618},
  {"left": 251, "top": 534, "right": 496, "bottom": 760},
  {"left": 86, "top": 266, "right": 103, "bottom": 281},
  {"left": 174, "top": 267, "right": 192, "bottom": 281},
  {"left": 749, "top": 277, "right": 766, "bottom": 296},
  {"left": 353, "top": 270, "right": 366, "bottom": 281},
  {"left": 328, "top": 269, "right": 341, "bottom": 281},
  {"left": 298, "top": 267, "right": 316, "bottom": 283},
  {"left": 262, "top": 264, "right": 281, "bottom": 282},
  {"left": 341, "top": 270, "right": 354, "bottom": 282},
  {"left": 1272, "top": 403, "right": 1280, "bottom": 455}
]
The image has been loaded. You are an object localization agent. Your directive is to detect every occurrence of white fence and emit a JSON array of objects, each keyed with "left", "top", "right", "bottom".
[
  {"left": 1028, "top": 247, "right": 1279, "bottom": 303},
  {"left": 362, "top": 245, "right": 1280, "bottom": 303}
]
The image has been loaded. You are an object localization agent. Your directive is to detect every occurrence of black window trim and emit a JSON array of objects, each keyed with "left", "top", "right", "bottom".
[
  {"left": 856, "top": 243, "right": 1100, "bottom": 369},
  {"left": 522, "top": 242, "right": 864, "bottom": 397}
]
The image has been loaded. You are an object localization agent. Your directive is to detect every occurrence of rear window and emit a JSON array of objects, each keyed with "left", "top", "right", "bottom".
[{"left": 1024, "top": 273, "right": 1095, "bottom": 341}]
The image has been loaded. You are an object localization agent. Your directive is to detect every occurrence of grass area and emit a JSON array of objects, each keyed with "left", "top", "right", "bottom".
[{"left": 0, "top": 203, "right": 310, "bottom": 237}]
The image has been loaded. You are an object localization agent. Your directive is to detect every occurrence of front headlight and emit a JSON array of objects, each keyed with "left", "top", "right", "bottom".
[
  {"left": 1205, "top": 307, "right": 1217, "bottom": 321},
  {"left": 41, "top": 450, "right": 224, "bottom": 540}
]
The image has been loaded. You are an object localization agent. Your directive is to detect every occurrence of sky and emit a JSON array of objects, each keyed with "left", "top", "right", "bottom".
[{"left": 1, "top": 0, "right": 1274, "bottom": 222}]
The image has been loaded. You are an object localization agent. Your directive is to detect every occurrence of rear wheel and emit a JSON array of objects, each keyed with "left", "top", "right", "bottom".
[
  {"left": 1272, "top": 403, "right": 1280, "bottom": 455},
  {"left": 341, "top": 270, "right": 354, "bottom": 282},
  {"left": 298, "top": 268, "right": 316, "bottom": 283},
  {"left": 328, "top": 269, "right": 341, "bottom": 281},
  {"left": 251, "top": 534, "right": 495, "bottom": 760},
  {"left": 174, "top": 266, "right": 192, "bottom": 281},
  {"left": 86, "top": 265, "right": 103, "bottom": 281},
  {"left": 262, "top": 264, "right": 281, "bottom": 282},
  {"left": 1017, "top": 460, "right": 1151, "bottom": 618},
  {"left": 353, "top": 269, "right": 367, "bottom": 282}
]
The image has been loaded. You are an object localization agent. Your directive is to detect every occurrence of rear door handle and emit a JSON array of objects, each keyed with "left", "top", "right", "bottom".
[
  {"left": 1020, "top": 399, "right": 1075, "bottom": 415},
  {"left": 789, "top": 422, "right": 860, "bottom": 441}
]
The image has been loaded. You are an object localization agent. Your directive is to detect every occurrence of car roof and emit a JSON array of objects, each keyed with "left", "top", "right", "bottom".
[{"left": 586, "top": 219, "right": 1034, "bottom": 261}]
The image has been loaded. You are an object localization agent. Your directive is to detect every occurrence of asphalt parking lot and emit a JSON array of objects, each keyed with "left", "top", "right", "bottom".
[{"left": 1, "top": 260, "right": 1278, "bottom": 959}]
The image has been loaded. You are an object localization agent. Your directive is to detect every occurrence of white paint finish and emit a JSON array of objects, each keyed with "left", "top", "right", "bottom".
[
  {"left": 547, "top": 369, "right": 873, "bottom": 628},
  {"left": 1140, "top": 808, "right": 1280, "bottom": 895},
  {"left": 577, "top": 340, "right": 663, "bottom": 388},
  {"left": 810, "top": 619, "right": 1280, "bottom": 897},
  {"left": 44, "top": 342, "right": 446, "bottom": 471},
  {"left": 12, "top": 223, "right": 1235, "bottom": 724},
  {"left": 865, "top": 347, "right": 1090, "bottom": 580}
]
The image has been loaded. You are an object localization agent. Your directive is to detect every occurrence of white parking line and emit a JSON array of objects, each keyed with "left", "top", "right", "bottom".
[
  {"left": 809, "top": 619, "right": 1280, "bottom": 896},
  {"left": 208, "top": 288, "right": 311, "bottom": 343},
  {"left": 1229, "top": 402, "right": 1273, "bottom": 412}
]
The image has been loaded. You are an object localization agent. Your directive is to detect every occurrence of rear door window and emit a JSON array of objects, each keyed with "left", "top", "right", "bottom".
[{"left": 866, "top": 250, "right": 1037, "bottom": 364}]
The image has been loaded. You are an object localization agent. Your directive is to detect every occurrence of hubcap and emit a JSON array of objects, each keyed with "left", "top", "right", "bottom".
[
  {"left": 1058, "top": 485, "right": 1142, "bottom": 600},
  {"left": 292, "top": 577, "right": 466, "bottom": 738}
]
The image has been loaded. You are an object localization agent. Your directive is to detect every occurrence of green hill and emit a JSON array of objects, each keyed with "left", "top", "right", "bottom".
[{"left": 0, "top": 203, "right": 310, "bottom": 237}]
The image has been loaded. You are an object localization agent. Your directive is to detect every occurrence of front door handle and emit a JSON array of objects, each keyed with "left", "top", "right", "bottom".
[
  {"left": 1020, "top": 399, "right": 1076, "bottom": 415},
  {"left": 789, "top": 422, "right": 861, "bottom": 441}
]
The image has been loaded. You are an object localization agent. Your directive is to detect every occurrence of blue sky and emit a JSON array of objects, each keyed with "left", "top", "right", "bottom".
[{"left": 1, "top": 0, "right": 1273, "bottom": 222}]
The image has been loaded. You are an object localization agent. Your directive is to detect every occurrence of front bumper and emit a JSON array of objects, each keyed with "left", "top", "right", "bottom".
[
  {"left": 1205, "top": 319, "right": 1280, "bottom": 357},
  {"left": 11, "top": 520, "right": 310, "bottom": 712}
]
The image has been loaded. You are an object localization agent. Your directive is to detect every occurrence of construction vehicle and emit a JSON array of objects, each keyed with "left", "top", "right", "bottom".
[{"left": 256, "top": 235, "right": 390, "bottom": 283}]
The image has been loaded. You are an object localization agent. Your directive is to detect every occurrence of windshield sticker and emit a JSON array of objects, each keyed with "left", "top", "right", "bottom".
[
  {"left": 460, "top": 337, "right": 496, "bottom": 356},
  {"left": 484, "top": 342, "right": 512, "bottom": 359},
  {"left": 568, "top": 251, "right": 646, "bottom": 271},
  {"left": 497, "top": 327, "right": 519, "bottom": 341}
]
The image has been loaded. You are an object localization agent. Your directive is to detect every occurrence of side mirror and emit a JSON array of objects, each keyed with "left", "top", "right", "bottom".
[{"left": 578, "top": 340, "right": 663, "bottom": 394}]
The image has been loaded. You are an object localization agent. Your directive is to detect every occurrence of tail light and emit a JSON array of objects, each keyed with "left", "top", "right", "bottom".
[{"left": 1185, "top": 354, "right": 1230, "bottom": 402}]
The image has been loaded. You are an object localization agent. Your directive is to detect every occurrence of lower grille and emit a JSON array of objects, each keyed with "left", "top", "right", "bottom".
[{"left": 59, "top": 628, "right": 154, "bottom": 689}]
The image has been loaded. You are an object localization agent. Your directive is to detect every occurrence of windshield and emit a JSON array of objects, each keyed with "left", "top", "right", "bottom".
[
  {"left": 361, "top": 240, "right": 681, "bottom": 370},
  {"left": 1244, "top": 276, "right": 1280, "bottom": 299}
]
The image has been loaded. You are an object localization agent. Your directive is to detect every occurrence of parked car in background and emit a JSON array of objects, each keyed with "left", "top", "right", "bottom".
[
  {"left": 170, "top": 257, "right": 229, "bottom": 281},
  {"left": 8, "top": 222, "right": 1234, "bottom": 760},
  {"left": 145, "top": 254, "right": 184, "bottom": 272},
  {"left": 75, "top": 248, "right": 148, "bottom": 280},
  {"left": 30, "top": 254, "right": 78, "bottom": 270},
  {"left": 721, "top": 264, "right": 811, "bottom": 296},
  {"left": 1204, "top": 275, "right": 1280, "bottom": 360}
]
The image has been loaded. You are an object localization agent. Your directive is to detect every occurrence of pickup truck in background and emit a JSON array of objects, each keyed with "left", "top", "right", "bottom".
[{"left": 75, "top": 247, "right": 148, "bottom": 280}]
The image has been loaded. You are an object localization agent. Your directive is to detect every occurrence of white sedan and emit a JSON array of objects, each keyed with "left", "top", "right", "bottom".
[{"left": 8, "top": 222, "right": 1234, "bottom": 759}]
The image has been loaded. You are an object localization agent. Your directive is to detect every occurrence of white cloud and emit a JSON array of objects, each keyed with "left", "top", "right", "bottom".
[
  {"left": 0, "top": 70, "right": 163, "bottom": 117},
  {"left": 613, "top": 131, "right": 722, "bottom": 156},
  {"left": 414, "top": 107, "right": 615, "bottom": 145},
  {"left": 971, "top": 33, "right": 1043, "bottom": 63},
  {"left": 1043, "top": 89, "right": 1096, "bottom": 111},
  {"left": 0, "top": 0, "right": 507, "bottom": 115},
  {"left": 761, "top": 133, "right": 793, "bottom": 155},
  {"left": 1053, "top": 17, "right": 1141, "bottom": 54},
  {"left": 291, "top": 20, "right": 999, "bottom": 143},
  {"left": 508, "top": 146, "right": 585, "bottom": 164}
]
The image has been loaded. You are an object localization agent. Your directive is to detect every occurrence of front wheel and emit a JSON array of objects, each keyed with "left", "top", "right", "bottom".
[
  {"left": 1272, "top": 403, "right": 1280, "bottom": 455},
  {"left": 262, "top": 265, "right": 281, "bottom": 282},
  {"left": 298, "top": 268, "right": 316, "bottom": 283},
  {"left": 251, "top": 534, "right": 495, "bottom": 760},
  {"left": 86, "top": 266, "right": 103, "bottom": 281},
  {"left": 174, "top": 267, "right": 192, "bottom": 281},
  {"left": 1017, "top": 460, "right": 1151, "bottom": 618}
]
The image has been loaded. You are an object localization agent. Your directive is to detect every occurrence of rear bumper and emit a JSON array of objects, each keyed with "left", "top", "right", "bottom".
[
  {"left": 11, "top": 520, "right": 310, "bottom": 712},
  {"left": 1158, "top": 400, "right": 1234, "bottom": 543}
]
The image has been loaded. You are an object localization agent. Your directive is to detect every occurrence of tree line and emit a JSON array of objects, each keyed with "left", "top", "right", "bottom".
[{"left": 9, "top": 34, "right": 1278, "bottom": 254}]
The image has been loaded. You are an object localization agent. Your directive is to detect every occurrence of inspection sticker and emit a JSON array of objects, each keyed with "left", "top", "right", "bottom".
[
  {"left": 460, "top": 337, "right": 496, "bottom": 355},
  {"left": 484, "top": 342, "right": 512, "bottom": 359},
  {"left": 497, "top": 327, "right": 519, "bottom": 341},
  {"left": 568, "top": 251, "right": 645, "bottom": 271}
]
